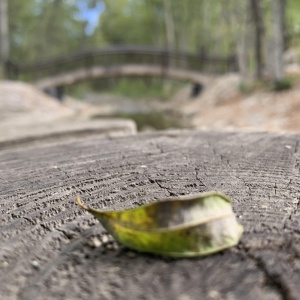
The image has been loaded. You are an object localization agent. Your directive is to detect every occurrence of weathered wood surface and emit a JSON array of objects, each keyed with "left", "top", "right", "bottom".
[
  {"left": 1, "top": 130, "right": 300, "bottom": 300},
  {"left": 0, "top": 119, "right": 136, "bottom": 151}
]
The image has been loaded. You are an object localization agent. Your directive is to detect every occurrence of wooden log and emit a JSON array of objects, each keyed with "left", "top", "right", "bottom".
[
  {"left": 1, "top": 130, "right": 300, "bottom": 300},
  {"left": 0, "top": 119, "right": 137, "bottom": 151}
]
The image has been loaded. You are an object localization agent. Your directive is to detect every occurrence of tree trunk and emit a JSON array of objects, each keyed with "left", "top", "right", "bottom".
[
  {"left": 163, "top": 0, "right": 175, "bottom": 51},
  {"left": 250, "top": 0, "right": 264, "bottom": 80},
  {"left": 272, "top": 0, "right": 284, "bottom": 81},
  {"left": 162, "top": 0, "right": 176, "bottom": 95},
  {"left": 236, "top": 0, "right": 252, "bottom": 83},
  {"left": 0, "top": 0, "right": 9, "bottom": 78}
]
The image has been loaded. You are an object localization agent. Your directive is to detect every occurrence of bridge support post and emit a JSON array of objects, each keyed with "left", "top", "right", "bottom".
[
  {"left": 43, "top": 86, "right": 64, "bottom": 102},
  {"left": 191, "top": 83, "right": 204, "bottom": 98}
]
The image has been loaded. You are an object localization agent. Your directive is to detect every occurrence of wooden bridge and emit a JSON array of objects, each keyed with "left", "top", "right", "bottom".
[{"left": 6, "top": 46, "right": 238, "bottom": 92}]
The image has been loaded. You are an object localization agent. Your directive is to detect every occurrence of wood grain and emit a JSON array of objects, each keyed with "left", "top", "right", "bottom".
[{"left": 1, "top": 130, "right": 300, "bottom": 300}]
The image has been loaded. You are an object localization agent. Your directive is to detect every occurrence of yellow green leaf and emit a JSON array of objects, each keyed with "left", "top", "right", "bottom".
[{"left": 76, "top": 191, "right": 243, "bottom": 257}]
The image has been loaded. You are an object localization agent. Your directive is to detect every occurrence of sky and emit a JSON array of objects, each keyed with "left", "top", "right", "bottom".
[{"left": 76, "top": 0, "right": 105, "bottom": 35}]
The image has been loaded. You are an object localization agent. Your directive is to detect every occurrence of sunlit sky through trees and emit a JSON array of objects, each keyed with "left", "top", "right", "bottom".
[{"left": 76, "top": 0, "right": 104, "bottom": 35}]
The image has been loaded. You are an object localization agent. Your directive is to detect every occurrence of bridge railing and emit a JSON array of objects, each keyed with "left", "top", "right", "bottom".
[{"left": 7, "top": 46, "right": 238, "bottom": 81}]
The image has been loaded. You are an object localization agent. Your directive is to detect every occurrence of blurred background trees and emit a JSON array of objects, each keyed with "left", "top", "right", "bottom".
[
  {"left": 1, "top": 0, "right": 300, "bottom": 85},
  {"left": 0, "top": 0, "right": 9, "bottom": 78}
]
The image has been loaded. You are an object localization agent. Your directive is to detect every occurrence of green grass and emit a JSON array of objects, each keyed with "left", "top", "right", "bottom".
[
  {"left": 65, "top": 77, "right": 186, "bottom": 101},
  {"left": 239, "top": 77, "right": 294, "bottom": 94},
  {"left": 92, "top": 111, "right": 183, "bottom": 131},
  {"left": 111, "top": 78, "right": 185, "bottom": 100}
]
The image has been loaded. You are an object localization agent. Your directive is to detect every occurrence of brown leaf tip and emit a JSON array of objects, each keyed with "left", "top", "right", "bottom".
[{"left": 76, "top": 195, "right": 90, "bottom": 211}]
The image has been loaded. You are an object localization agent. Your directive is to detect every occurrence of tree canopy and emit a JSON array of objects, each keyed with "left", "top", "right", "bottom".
[{"left": 1, "top": 0, "right": 300, "bottom": 82}]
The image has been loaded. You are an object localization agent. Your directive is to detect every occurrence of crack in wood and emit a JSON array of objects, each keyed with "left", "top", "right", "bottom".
[
  {"left": 195, "top": 169, "right": 207, "bottom": 188},
  {"left": 240, "top": 242, "right": 292, "bottom": 300},
  {"left": 235, "top": 174, "right": 253, "bottom": 195},
  {"left": 20, "top": 216, "right": 36, "bottom": 226},
  {"left": 274, "top": 182, "right": 277, "bottom": 195},
  {"left": 145, "top": 174, "right": 176, "bottom": 196},
  {"left": 56, "top": 228, "right": 79, "bottom": 240},
  {"left": 155, "top": 142, "right": 164, "bottom": 154},
  {"left": 220, "top": 154, "right": 232, "bottom": 168},
  {"left": 283, "top": 157, "right": 300, "bottom": 229},
  {"left": 293, "top": 141, "right": 299, "bottom": 155},
  {"left": 40, "top": 223, "right": 51, "bottom": 232},
  {"left": 154, "top": 179, "right": 175, "bottom": 196}
]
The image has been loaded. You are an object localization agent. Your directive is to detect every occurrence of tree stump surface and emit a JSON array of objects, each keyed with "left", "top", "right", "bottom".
[
  {"left": 1, "top": 130, "right": 300, "bottom": 300},
  {"left": 0, "top": 119, "right": 136, "bottom": 151}
]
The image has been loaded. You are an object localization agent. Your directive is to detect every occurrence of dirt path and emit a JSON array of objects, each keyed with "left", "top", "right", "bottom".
[{"left": 173, "top": 74, "right": 300, "bottom": 133}]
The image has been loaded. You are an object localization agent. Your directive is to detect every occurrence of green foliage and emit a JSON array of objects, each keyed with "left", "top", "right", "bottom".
[
  {"left": 239, "top": 77, "right": 294, "bottom": 94},
  {"left": 287, "top": 0, "right": 300, "bottom": 47},
  {"left": 66, "top": 78, "right": 185, "bottom": 102},
  {"left": 269, "top": 77, "right": 293, "bottom": 92},
  {"left": 97, "top": 0, "right": 239, "bottom": 55},
  {"left": 111, "top": 78, "right": 184, "bottom": 100},
  {"left": 92, "top": 109, "right": 183, "bottom": 131},
  {"left": 7, "top": 0, "right": 300, "bottom": 64},
  {"left": 239, "top": 81, "right": 265, "bottom": 94},
  {"left": 113, "top": 78, "right": 166, "bottom": 99},
  {"left": 239, "top": 82, "right": 255, "bottom": 94},
  {"left": 7, "top": 0, "right": 217, "bottom": 62},
  {"left": 108, "top": 111, "right": 182, "bottom": 131},
  {"left": 99, "top": 0, "right": 162, "bottom": 45},
  {"left": 7, "top": 0, "right": 300, "bottom": 94},
  {"left": 76, "top": 192, "right": 243, "bottom": 257},
  {"left": 8, "top": 0, "right": 104, "bottom": 63},
  {"left": 64, "top": 82, "right": 93, "bottom": 100}
]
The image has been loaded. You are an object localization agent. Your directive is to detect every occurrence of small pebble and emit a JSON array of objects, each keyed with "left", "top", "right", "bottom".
[
  {"left": 112, "top": 243, "right": 119, "bottom": 251},
  {"left": 87, "top": 237, "right": 102, "bottom": 248},
  {"left": 208, "top": 290, "right": 221, "bottom": 299},
  {"left": 31, "top": 260, "right": 39, "bottom": 269},
  {"left": 106, "top": 243, "right": 114, "bottom": 250},
  {"left": 102, "top": 235, "right": 109, "bottom": 244},
  {"left": 178, "top": 294, "right": 191, "bottom": 300},
  {"left": 93, "top": 238, "right": 102, "bottom": 248},
  {"left": 2, "top": 261, "right": 9, "bottom": 268}
]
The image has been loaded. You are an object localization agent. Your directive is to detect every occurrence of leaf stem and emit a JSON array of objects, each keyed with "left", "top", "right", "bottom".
[{"left": 76, "top": 195, "right": 90, "bottom": 211}]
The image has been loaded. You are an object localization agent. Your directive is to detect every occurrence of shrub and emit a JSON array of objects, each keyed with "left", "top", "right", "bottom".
[{"left": 270, "top": 77, "right": 293, "bottom": 91}]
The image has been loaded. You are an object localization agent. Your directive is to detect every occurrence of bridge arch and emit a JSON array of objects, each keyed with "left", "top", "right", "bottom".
[
  {"left": 6, "top": 46, "right": 237, "bottom": 99},
  {"left": 34, "top": 64, "right": 214, "bottom": 90}
]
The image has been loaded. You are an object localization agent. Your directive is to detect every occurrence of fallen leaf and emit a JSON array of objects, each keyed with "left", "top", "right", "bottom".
[{"left": 76, "top": 192, "right": 243, "bottom": 257}]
